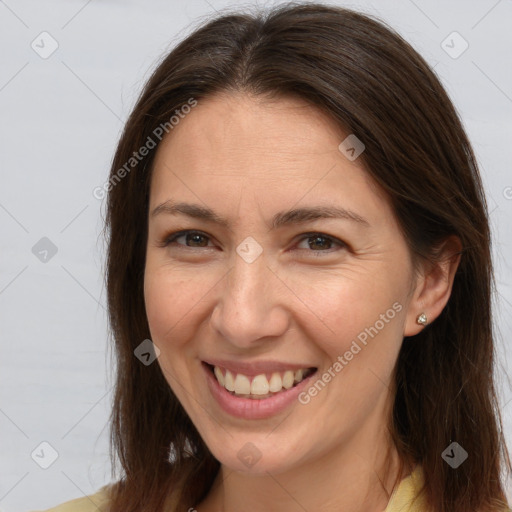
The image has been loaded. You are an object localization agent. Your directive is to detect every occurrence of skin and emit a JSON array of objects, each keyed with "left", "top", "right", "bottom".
[{"left": 143, "top": 92, "right": 461, "bottom": 512}]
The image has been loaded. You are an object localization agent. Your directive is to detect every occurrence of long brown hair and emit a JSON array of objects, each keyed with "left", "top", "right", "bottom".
[{"left": 102, "top": 3, "right": 511, "bottom": 511}]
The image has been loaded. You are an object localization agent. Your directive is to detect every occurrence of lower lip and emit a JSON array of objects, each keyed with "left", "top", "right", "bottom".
[{"left": 202, "top": 362, "right": 317, "bottom": 420}]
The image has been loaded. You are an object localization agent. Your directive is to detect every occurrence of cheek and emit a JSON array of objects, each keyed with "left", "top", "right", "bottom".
[
  {"left": 286, "top": 276, "right": 408, "bottom": 394},
  {"left": 143, "top": 270, "right": 202, "bottom": 401},
  {"left": 285, "top": 266, "right": 405, "bottom": 342},
  {"left": 143, "top": 265, "right": 210, "bottom": 347}
]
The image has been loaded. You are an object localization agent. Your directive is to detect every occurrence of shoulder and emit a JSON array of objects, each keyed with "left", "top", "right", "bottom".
[
  {"left": 385, "top": 466, "right": 511, "bottom": 512},
  {"left": 31, "top": 485, "right": 111, "bottom": 512},
  {"left": 385, "top": 464, "right": 427, "bottom": 512}
]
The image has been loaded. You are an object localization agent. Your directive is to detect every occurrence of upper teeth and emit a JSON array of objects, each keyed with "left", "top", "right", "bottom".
[{"left": 213, "top": 366, "right": 312, "bottom": 396}]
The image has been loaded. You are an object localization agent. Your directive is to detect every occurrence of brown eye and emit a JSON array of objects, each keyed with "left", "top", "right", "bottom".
[
  {"left": 160, "top": 230, "right": 214, "bottom": 248},
  {"left": 295, "top": 233, "right": 347, "bottom": 254},
  {"left": 182, "top": 233, "right": 209, "bottom": 247},
  {"left": 307, "top": 235, "right": 333, "bottom": 250}
]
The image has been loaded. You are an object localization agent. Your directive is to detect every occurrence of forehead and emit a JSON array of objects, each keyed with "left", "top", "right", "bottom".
[
  {"left": 149, "top": 92, "right": 392, "bottom": 226},
  {"left": 154, "top": 92, "right": 348, "bottom": 167}
]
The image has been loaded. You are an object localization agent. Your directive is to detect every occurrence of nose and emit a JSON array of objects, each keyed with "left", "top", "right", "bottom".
[{"left": 209, "top": 250, "right": 291, "bottom": 348}]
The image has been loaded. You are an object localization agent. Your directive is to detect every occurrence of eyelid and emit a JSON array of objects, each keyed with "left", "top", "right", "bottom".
[
  {"left": 158, "top": 229, "right": 348, "bottom": 254},
  {"left": 157, "top": 229, "right": 215, "bottom": 249},
  {"left": 294, "top": 232, "right": 347, "bottom": 252}
]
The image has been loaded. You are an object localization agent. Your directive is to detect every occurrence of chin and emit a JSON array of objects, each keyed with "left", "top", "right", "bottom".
[{"left": 205, "top": 432, "right": 304, "bottom": 475}]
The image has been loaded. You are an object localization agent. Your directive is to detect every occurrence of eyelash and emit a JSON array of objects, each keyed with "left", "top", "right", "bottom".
[{"left": 158, "top": 230, "right": 347, "bottom": 255}]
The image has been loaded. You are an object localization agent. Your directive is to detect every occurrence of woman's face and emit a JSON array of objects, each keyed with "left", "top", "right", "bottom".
[{"left": 144, "top": 92, "right": 420, "bottom": 474}]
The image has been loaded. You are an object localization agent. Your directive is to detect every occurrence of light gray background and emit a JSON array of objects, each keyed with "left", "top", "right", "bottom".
[{"left": 1, "top": 0, "right": 511, "bottom": 510}]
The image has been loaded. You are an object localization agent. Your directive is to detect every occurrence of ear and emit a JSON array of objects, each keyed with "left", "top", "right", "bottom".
[{"left": 404, "top": 235, "right": 462, "bottom": 336}]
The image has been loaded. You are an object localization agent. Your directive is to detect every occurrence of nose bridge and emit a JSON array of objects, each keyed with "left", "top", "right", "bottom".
[
  {"left": 229, "top": 247, "right": 268, "bottom": 307},
  {"left": 211, "top": 246, "right": 289, "bottom": 346}
]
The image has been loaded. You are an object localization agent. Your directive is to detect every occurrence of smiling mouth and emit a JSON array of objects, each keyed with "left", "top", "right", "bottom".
[{"left": 205, "top": 363, "right": 317, "bottom": 400}]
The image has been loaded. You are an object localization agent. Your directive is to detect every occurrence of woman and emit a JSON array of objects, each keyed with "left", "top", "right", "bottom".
[{"left": 39, "top": 2, "right": 511, "bottom": 511}]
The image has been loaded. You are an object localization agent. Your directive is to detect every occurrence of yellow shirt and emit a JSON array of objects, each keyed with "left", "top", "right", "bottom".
[{"left": 33, "top": 465, "right": 426, "bottom": 511}]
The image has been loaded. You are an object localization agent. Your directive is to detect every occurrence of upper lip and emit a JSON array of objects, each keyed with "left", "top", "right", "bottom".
[{"left": 202, "top": 358, "right": 317, "bottom": 377}]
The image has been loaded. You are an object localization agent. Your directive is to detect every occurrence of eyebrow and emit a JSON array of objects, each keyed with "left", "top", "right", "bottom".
[{"left": 150, "top": 200, "right": 371, "bottom": 230}]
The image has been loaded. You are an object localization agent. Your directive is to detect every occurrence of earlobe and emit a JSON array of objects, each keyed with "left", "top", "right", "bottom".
[
  {"left": 416, "top": 312, "right": 428, "bottom": 326},
  {"left": 404, "top": 235, "right": 462, "bottom": 337}
]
